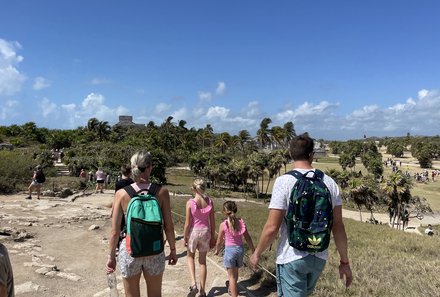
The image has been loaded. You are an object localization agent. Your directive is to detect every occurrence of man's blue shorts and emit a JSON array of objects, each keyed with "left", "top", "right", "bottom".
[{"left": 276, "top": 255, "right": 326, "bottom": 297}]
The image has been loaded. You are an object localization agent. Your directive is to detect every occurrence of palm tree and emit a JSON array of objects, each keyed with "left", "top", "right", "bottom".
[
  {"left": 87, "top": 118, "right": 99, "bottom": 132},
  {"left": 265, "top": 151, "right": 284, "bottom": 194},
  {"left": 346, "top": 177, "right": 378, "bottom": 221},
  {"left": 257, "top": 118, "right": 272, "bottom": 149},
  {"left": 382, "top": 172, "right": 412, "bottom": 229},
  {"left": 283, "top": 121, "right": 296, "bottom": 148},
  {"left": 197, "top": 124, "right": 214, "bottom": 151},
  {"left": 270, "top": 126, "right": 285, "bottom": 149},
  {"left": 96, "top": 121, "right": 111, "bottom": 141},
  {"left": 236, "top": 130, "right": 251, "bottom": 155},
  {"left": 213, "top": 132, "right": 231, "bottom": 154}
]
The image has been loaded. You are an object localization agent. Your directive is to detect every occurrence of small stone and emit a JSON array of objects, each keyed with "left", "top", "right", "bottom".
[{"left": 89, "top": 225, "right": 100, "bottom": 231}]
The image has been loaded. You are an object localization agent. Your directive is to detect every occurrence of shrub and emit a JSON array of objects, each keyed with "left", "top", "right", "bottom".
[{"left": 0, "top": 151, "right": 34, "bottom": 193}]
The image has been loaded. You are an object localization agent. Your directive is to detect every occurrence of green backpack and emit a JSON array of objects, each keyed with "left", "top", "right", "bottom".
[
  {"left": 285, "top": 169, "right": 333, "bottom": 253},
  {"left": 124, "top": 184, "right": 163, "bottom": 257}
]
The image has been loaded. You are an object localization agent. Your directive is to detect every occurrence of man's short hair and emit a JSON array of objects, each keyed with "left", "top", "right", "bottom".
[{"left": 289, "top": 133, "right": 314, "bottom": 161}]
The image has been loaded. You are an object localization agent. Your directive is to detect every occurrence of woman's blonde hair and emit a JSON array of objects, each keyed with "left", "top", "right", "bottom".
[
  {"left": 192, "top": 178, "right": 206, "bottom": 195},
  {"left": 130, "top": 151, "right": 152, "bottom": 182},
  {"left": 223, "top": 201, "right": 239, "bottom": 232}
]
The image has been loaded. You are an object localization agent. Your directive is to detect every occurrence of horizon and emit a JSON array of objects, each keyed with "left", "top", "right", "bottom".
[{"left": 1, "top": 1, "right": 440, "bottom": 140}]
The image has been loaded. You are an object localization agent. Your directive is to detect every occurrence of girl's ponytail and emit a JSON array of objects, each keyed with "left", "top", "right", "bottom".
[{"left": 223, "top": 201, "right": 239, "bottom": 232}]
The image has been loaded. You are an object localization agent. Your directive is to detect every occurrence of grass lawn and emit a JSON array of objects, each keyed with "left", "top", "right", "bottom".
[{"left": 170, "top": 194, "right": 440, "bottom": 297}]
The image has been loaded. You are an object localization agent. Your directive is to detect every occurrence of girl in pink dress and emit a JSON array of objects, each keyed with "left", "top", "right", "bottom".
[
  {"left": 214, "top": 201, "right": 255, "bottom": 297},
  {"left": 184, "top": 179, "right": 216, "bottom": 297}
]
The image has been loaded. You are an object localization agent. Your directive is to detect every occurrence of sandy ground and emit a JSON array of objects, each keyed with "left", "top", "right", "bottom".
[
  {"left": 1, "top": 189, "right": 438, "bottom": 297},
  {"left": 0, "top": 192, "right": 273, "bottom": 297}
]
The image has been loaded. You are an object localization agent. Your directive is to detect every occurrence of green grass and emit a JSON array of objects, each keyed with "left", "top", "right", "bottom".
[{"left": 170, "top": 195, "right": 440, "bottom": 297}]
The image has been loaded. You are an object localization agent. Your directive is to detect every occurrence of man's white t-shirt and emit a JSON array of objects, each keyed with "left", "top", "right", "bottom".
[{"left": 269, "top": 168, "right": 343, "bottom": 264}]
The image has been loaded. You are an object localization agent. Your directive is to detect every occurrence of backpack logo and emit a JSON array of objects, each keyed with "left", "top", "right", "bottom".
[
  {"left": 125, "top": 190, "right": 164, "bottom": 257},
  {"left": 308, "top": 235, "right": 321, "bottom": 247},
  {"left": 285, "top": 169, "right": 333, "bottom": 253}
]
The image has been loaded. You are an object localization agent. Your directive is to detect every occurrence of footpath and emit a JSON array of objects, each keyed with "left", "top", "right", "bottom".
[
  {"left": 0, "top": 191, "right": 273, "bottom": 297},
  {"left": 2, "top": 189, "right": 438, "bottom": 296}
]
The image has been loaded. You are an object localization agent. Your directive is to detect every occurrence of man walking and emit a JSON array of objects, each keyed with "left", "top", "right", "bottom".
[{"left": 250, "top": 133, "right": 352, "bottom": 296}]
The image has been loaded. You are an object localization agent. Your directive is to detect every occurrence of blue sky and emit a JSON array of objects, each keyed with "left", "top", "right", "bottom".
[{"left": 1, "top": 1, "right": 440, "bottom": 140}]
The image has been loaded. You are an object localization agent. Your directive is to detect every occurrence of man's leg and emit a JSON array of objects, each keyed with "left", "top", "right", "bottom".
[
  {"left": 305, "top": 256, "right": 326, "bottom": 295},
  {"left": 276, "top": 260, "right": 308, "bottom": 297}
]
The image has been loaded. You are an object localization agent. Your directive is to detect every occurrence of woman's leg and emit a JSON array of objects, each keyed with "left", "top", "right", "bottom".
[
  {"left": 36, "top": 184, "right": 41, "bottom": 199},
  {"left": 198, "top": 251, "right": 208, "bottom": 295},
  {"left": 144, "top": 272, "right": 163, "bottom": 297},
  {"left": 122, "top": 273, "right": 142, "bottom": 297},
  {"left": 28, "top": 184, "right": 33, "bottom": 197},
  {"left": 187, "top": 250, "right": 197, "bottom": 287},
  {"left": 227, "top": 267, "right": 239, "bottom": 297}
]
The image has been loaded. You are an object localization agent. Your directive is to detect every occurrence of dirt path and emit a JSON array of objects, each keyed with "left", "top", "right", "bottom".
[
  {"left": 3, "top": 190, "right": 438, "bottom": 296},
  {"left": 0, "top": 192, "right": 274, "bottom": 297},
  {"left": 341, "top": 208, "right": 440, "bottom": 234}
]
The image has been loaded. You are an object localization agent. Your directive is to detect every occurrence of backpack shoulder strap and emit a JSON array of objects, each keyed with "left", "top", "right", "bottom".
[
  {"left": 285, "top": 170, "right": 304, "bottom": 179},
  {"left": 314, "top": 169, "right": 324, "bottom": 180},
  {"left": 124, "top": 185, "right": 137, "bottom": 198},
  {"left": 148, "top": 183, "right": 161, "bottom": 196}
]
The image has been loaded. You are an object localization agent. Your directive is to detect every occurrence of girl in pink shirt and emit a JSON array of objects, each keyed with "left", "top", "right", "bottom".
[
  {"left": 214, "top": 201, "right": 255, "bottom": 297},
  {"left": 184, "top": 179, "right": 215, "bottom": 297}
]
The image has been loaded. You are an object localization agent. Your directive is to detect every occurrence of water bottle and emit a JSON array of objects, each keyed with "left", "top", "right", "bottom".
[{"left": 107, "top": 272, "right": 119, "bottom": 297}]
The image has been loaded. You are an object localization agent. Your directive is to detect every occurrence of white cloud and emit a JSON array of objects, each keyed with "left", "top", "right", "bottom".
[
  {"left": 33, "top": 77, "right": 51, "bottom": 90},
  {"left": 215, "top": 81, "right": 226, "bottom": 95},
  {"left": 56, "top": 92, "right": 129, "bottom": 128},
  {"left": 206, "top": 106, "right": 229, "bottom": 119},
  {"left": 91, "top": 77, "right": 112, "bottom": 85},
  {"left": 61, "top": 103, "right": 76, "bottom": 112},
  {"left": 0, "top": 100, "right": 19, "bottom": 120},
  {"left": 198, "top": 91, "right": 212, "bottom": 101},
  {"left": 245, "top": 101, "right": 259, "bottom": 117},
  {"left": 171, "top": 107, "right": 188, "bottom": 120},
  {"left": 0, "top": 39, "right": 26, "bottom": 96},
  {"left": 155, "top": 103, "right": 172, "bottom": 114},
  {"left": 193, "top": 107, "right": 205, "bottom": 117},
  {"left": 39, "top": 98, "right": 58, "bottom": 118},
  {"left": 82, "top": 92, "right": 105, "bottom": 109}
]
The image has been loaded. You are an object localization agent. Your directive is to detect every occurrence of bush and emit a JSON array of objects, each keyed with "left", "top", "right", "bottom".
[{"left": 0, "top": 151, "right": 34, "bottom": 193}]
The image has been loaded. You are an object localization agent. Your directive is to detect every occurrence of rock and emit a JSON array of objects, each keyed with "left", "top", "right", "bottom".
[
  {"left": 14, "top": 281, "right": 41, "bottom": 294},
  {"left": 35, "top": 267, "right": 52, "bottom": 275},
  {"left": 57, "top": 271, "right": 82, "bottom": 281},
  {"left": 89, "top": 225, "right": 100, "bottom": 231},
  {"left": 58, "top": 188, "right": 74, "bottom": 198},
  {"left": 42, "top": 190, "right": 55, "bottom": 196}
]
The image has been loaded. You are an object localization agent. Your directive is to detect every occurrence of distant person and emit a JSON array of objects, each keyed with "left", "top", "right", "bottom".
[
  {"left": 214, "top": 201, "right": 255, "bottom": 297},
  {"left": 184, "top": 179, "right": 215, "bottom": 297},
  {"left": 0, "top": 241, "right": 14, "bottom": 297},
  {"left": 106, "top": 151, "right": 177, "bottom": 297},
  {"left": 88, "top": 170, "right": 94, "bottom": 183},
  {"left": 250, "top": 133, "right": 352, "bottom": 296},
  {"left": 26, "top": 165, "right": 45, "bottom": 200},
  {"left": 95, "top": 168, "right": 106, "bottom": 194},
  {"left": 425, "top": 224, "right": 434, "bottom": 236},
  {"left": 79, "top": 169, "right": 87, "bottom": 181},
  {"left": 114, "top": 163, "right": 134, "bottom": 193},
  {"left": 105, "top": 172, "right": 112, "bottom": 189}
]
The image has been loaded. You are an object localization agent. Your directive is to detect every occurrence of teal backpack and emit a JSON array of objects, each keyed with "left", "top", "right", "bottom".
[
  {"left": 285, "top": 169, "right": 333, "bottom": 253},
  {"left": 124, "top": 184, "right": 163, "bottom": 257}
]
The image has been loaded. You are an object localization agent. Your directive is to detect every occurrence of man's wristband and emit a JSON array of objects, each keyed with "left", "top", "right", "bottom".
[{"left": 340, "top": 260, "right": 349, "bottom": 266}]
